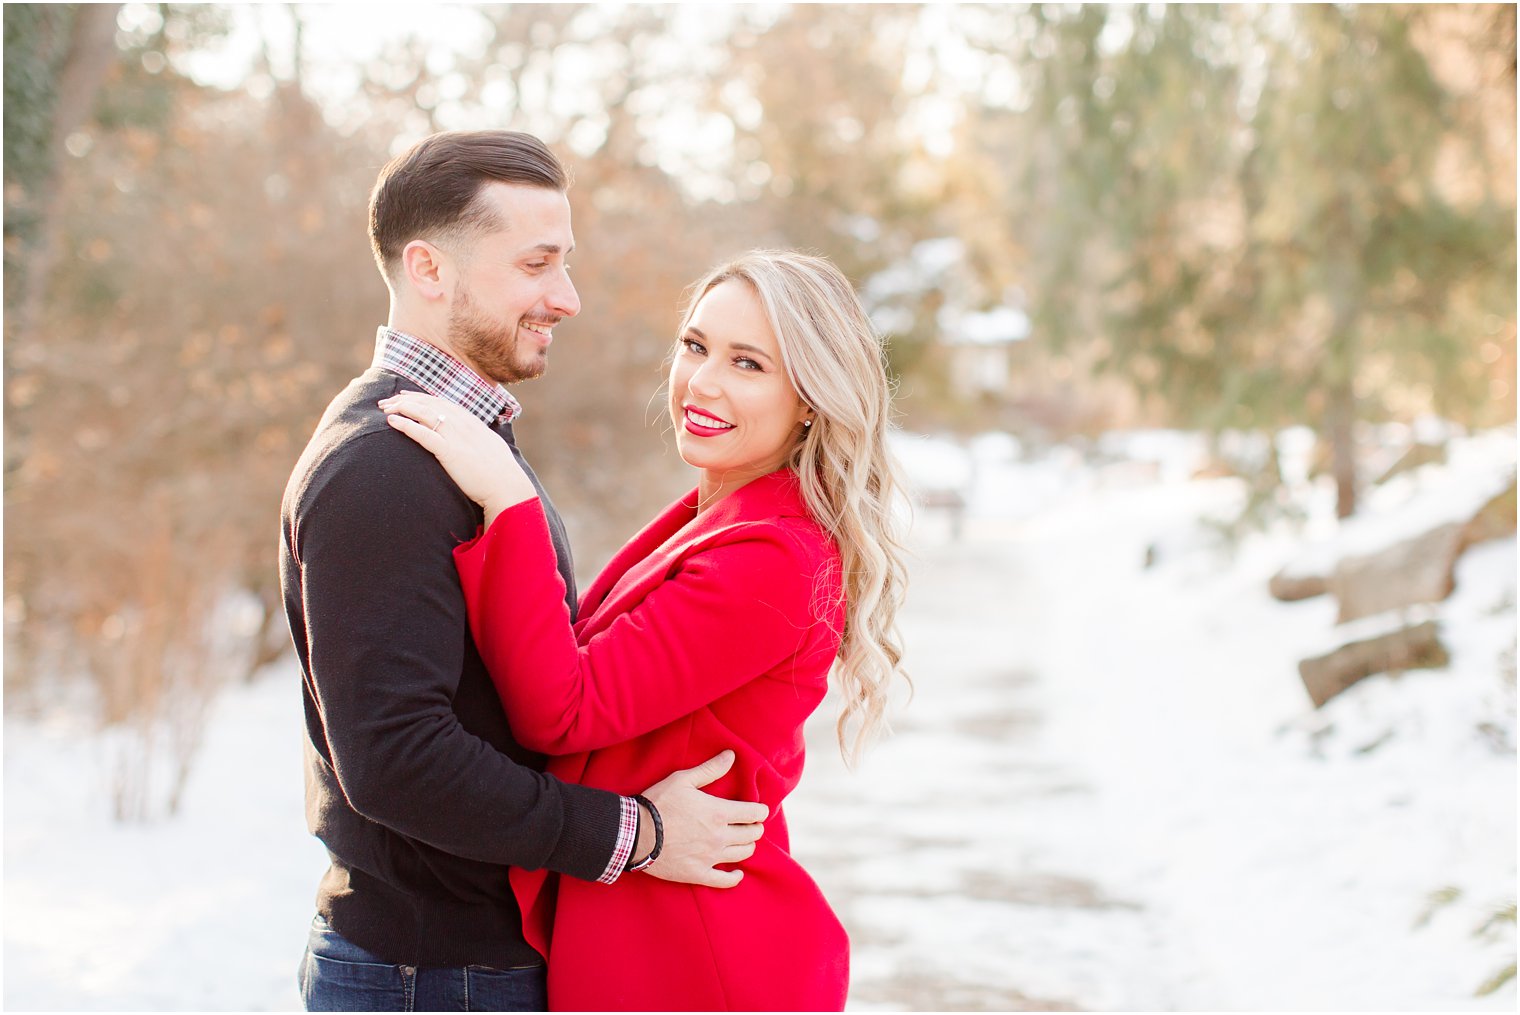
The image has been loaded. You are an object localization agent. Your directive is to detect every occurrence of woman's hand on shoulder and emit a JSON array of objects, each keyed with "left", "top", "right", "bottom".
[{"left": 378, "top": 391, "right": 535, "bottom": 521}]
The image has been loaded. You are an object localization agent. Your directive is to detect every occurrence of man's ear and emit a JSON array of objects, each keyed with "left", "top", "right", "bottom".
[{"left": 401, "top": 240, "right": 449, "bottom": 302}]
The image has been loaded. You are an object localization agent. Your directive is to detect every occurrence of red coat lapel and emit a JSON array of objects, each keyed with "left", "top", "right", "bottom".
[
  {"left": 574, "top": 493, "right": 696, "bottom": 630},
  {"left": 575, "top": 470, "right": 810, "bottom": 642}
]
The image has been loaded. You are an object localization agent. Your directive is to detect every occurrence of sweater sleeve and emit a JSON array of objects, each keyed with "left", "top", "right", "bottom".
[
  {"left": 454, "top": 498, "right": 836, "bottom": 755},
  {"left": 293, "top": 430, "right": 622, "bottom": 880}
]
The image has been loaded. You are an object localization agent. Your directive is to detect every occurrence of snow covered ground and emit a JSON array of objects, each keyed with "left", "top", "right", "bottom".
[
  {"left": 5, "top": 429, "right": 1515, "bottom": 1011},
  {"left": 4, "top": 664, "right": 326, "bottom": 1011}
]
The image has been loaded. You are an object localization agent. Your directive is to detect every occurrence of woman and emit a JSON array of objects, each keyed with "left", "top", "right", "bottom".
[{"left": 380, "top": 250, "right": 908, "bottom": 1010}]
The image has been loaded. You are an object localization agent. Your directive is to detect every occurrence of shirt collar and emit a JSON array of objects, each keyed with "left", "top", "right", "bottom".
[{"left": 372, "top": 327, "right": 522, "bottom": 425}]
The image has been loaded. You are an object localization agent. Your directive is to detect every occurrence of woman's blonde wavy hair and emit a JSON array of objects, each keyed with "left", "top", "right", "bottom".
[{"left": 675, "top": 250, "right": 911, "bottom": 764}]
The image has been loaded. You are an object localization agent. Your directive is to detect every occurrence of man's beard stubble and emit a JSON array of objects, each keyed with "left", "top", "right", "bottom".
[{"left": 447, "top": 284, "right": 548, "bottom": 385}]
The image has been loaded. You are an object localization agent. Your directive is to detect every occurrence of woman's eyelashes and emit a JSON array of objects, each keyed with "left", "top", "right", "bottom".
[{"left": 680, "top": 338, "right": 762, "bottom": 372}]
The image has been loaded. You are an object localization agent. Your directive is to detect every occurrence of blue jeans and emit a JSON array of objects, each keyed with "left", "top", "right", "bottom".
[{"left": 298, "top": 915, "right": 547, "bottom": 1012}]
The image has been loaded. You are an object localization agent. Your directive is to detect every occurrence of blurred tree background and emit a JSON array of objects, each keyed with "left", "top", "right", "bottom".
[{"left": 3, "top": 2, "right": 1514, "bottom": 817}]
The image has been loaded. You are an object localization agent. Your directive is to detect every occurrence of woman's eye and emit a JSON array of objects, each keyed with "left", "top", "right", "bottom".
[
  {"left": 735, "top": 357, "right": 761, "bottom": 371},
  {"left": 682, "top": 338, "right": 707, "bottom": 355}
]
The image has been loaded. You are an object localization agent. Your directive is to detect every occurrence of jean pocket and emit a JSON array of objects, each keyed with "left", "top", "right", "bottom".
[
  {"left": 463, "top": 964, "right": 546, "bottom": 1012},
  {"left": 302, "top": 949, "right": 412, "bottom": 1012}
]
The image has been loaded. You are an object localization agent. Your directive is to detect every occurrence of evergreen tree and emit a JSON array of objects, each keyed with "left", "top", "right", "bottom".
[{"left": 990, "top": 4, "right": 1515, "bottom": 517}]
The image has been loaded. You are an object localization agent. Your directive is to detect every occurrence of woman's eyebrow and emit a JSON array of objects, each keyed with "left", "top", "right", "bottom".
[
  {"left": 729, "top": 342, "right": 774, "bottom": 362},
  {"left": 683, "top": 327, "right": 774, "bottom": 363}
]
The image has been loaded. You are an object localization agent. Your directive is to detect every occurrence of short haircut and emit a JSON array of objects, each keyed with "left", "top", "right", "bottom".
[{"left": 368, "top": 130, "right": 569, "bottom": 281}]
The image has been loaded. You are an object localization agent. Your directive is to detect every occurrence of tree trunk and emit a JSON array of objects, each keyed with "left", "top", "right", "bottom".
[
  {"left": 4, "top": 4, "right": 120, "bottom": 486},
  {"left": 12, "top": 3, "right": 121, "bottom": 344},
  {"left": 1324, "top": 239, "right": 1361, "bottom": 520},
  {"left": 1326, "top": 378, "right": 1358, "bottom": 519}
]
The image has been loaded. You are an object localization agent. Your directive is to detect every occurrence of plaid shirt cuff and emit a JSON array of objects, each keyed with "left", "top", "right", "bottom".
[{"left": 595, "top": 795, "right": 641, "bottom": 885}]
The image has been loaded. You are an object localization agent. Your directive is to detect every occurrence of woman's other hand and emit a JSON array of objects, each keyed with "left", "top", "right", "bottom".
[{"left": 379, "top": 392, "right": 536, "bottom": 524}]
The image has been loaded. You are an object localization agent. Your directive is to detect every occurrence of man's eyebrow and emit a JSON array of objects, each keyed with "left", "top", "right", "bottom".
[{"left": 523, "top": 242, "right": 574, "bottom": 256}]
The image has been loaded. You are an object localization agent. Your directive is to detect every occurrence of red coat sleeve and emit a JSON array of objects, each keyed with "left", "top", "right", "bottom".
[{"left": 454, "top": 499, "right": 836, "bottom": 755}]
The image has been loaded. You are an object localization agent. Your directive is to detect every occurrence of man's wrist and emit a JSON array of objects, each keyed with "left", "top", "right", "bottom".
[
  {"left": 628, "top": 799, "right": 653, "bottom": 868},
  {"left": 625, "top": 794, "right": 663, "bottom": 873},
  {"left": 594, "top": 795, "right": 641, "bottom": 885}
]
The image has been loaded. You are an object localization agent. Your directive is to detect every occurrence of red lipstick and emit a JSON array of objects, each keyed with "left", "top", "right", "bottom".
[{"left": 683, "top": 404, "right": 735, "bottom": 438}]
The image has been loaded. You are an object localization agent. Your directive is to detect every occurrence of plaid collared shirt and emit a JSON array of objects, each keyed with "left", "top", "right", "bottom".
[
  {"left": 373, "top": 327, "right": 523, "bottom": 424},
  {"left": 372, "top": 325, "right": 642, "bottom": 885}
]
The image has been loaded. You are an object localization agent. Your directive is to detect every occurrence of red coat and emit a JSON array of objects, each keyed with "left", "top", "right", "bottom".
[{"left": 454, "top": 468, "right": 850, "bottom": 1011}]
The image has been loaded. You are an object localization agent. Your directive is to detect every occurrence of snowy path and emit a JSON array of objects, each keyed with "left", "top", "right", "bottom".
[
  {"left": 791, "top": 477, "right": 1516, "bottom": 1011},
  {"left": 4, "top": 465, "right": 1514, "bottom": 1011},
  {"left": 788, "top": 517, "right": 1172, "bottom": 1011}
]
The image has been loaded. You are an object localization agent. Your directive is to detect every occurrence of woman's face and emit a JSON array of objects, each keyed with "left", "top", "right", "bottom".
[{"left": 668, "top": 280, "right": 812, "bottom": 488}]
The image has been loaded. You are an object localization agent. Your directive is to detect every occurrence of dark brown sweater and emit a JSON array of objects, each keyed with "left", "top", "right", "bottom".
[{"left": 280, "top": 367, "right": 622, "bottom": 969}]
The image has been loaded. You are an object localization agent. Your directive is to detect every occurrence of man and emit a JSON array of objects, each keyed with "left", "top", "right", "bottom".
[{"left": 280, "top": 130, "right": 766, "bottom": 1012}]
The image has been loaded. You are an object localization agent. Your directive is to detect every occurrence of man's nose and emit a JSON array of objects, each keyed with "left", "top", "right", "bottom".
[{"left": 548, "top": 269, "right": 581, "bottom": 319}]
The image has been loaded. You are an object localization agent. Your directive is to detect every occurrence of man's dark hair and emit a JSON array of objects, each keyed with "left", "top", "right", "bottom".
[{"left": 368, "top": 130, "right": 569, "bottom": 281}]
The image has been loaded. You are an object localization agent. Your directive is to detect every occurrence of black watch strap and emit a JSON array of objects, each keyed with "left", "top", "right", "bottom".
[{"left": 626, "top": 794, "right": 664, "bottom": 873}]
